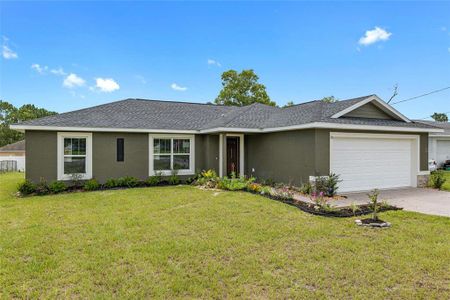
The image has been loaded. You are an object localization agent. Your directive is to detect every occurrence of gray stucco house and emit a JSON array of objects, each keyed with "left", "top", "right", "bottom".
[
  {"left": 416, "top": 120, "right": 450, "bottom": 168},
  {"left": 11, "top": 95, "right": 442, "bottom": 192}
]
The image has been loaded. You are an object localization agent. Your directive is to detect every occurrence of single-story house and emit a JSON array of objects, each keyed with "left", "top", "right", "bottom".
[
  {"left": 10, "top": 95, "right": 443, "bottom": 192},
  {"left": 0, "top": 140, "right": 26, "bottom": 171},
  {"left": 416, "top": 120, "right": 450, "bottom": 168}
]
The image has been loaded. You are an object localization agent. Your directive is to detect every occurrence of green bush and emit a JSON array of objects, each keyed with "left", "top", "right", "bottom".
[
  {"left": 168, "top": 169, "right": 180, "bottom": 185},
  {"left": 105, "top": 178, "right": 119, "bottom": 188},
  {"left": 299, "top": 182, "right": 312, "bottom": 195},
  {"left": 84, "top": 179, "right": 100, "bottom": 191},
  {"left": 35, "top": 179, "right": 51, "bottom": 196},
  {"left": 194, "top": 169, "right": 219, "bottom": 188},
  {"left": 146, "top": 172, "right": 162, "bottom": 186},
  {"left": 48, "top": 181, "right": 67, "bottom": 194},
  {"left": 118, "top": 176, "right": 140, "bottom": 188},
  {"left": 17, "top": 180, "right": 37, "bottom": 195},
  {"left": 217, "top": 175, "right": 255, "bottom": 191},
  {"left": 311, "top": 173, "right": 341, "bottom": 197},
  {"left": 429, "top": 170, "right": 447, "bottom": 190}
]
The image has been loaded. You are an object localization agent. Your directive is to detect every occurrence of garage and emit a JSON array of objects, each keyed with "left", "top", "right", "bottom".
[{"left": 330, "top": 132, "right": 418, "bottom": 192}]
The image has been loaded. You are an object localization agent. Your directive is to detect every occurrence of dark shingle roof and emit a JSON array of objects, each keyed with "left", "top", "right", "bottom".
[
  {"left": 0, "top": 140, "right": 25, "bottom": 152},
  {"left": 415, "top": 120, "right": 450, "bottom": 135},
  {"left": 14, "top": 96, "right": 435, "bottom": 131}
]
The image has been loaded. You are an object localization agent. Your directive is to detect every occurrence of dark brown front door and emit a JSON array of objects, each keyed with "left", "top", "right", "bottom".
[{"left": 226, "top": 137, "right": 240, "bottom": 176}]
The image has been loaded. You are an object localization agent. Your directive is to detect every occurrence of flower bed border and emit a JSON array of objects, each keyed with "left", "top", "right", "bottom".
[{"left": 248, "top": 190, "right": 402, "bottom": 218}]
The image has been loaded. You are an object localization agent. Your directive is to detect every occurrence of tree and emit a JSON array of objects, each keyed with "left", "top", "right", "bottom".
[
  {"left": 0, "top": 100, "right": 57, "bottom": 147},
  {"left": 321, "top": 96, "right": 338, "bottom": 103},
  {"left": 283, "top": 101, "right": 295, "bottom": 107},
  {"left": 431, "top": 112, "right": 448, "bottom": 122},
  {"left": 215, "top": 69, "right": 276, "bottom": 106}
]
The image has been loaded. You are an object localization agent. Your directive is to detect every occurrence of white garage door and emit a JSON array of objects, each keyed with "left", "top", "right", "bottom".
[
  {"left": 330, "top": 135, "right": 413, "bottom": 192},
  {"left": 436, "top": 140, "right": 450, "bottom": 166}
]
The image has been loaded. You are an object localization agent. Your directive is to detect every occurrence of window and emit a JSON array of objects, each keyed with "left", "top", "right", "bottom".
[
  {"left": 64, "top": 138, "right": 86, "bottom": 174},
  {"left": 149, "top": 135, "right": 194, "bottom": 175},
  {"left": 57, "top": 132, "right": 92, "bottom": 180},
  {"left": 117, "top": 138, "right": 124, "bottom": 162}
]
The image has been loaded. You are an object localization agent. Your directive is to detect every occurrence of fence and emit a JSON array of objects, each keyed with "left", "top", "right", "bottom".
[{"left": 0, "top": 160, "right": 18, "bottom": 172}]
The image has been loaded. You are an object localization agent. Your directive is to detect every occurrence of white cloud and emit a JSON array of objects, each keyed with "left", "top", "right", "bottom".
[
  {"left": 31, "top": 63, "right": 48, "bottom": 74},
  {"left": 358, "top": 27, "right": 392, "bottom": 46},
  {"left": 2, "top": 45, "right": 18, "bottom": 59},
  {"left": 95, "top": 78, "right": 120, "bottom": 92},
  {"left": 50, "top": 67, "right": 66, "bottom": 76},
  {"left": 207, "top": 58, "right": 221, "bottom": 67},
  {"left": 171, "top": 83, "right": 187, "bottom": 91},
  {"left": 63, "top": 73, "right": 86, "bottom": 88}
]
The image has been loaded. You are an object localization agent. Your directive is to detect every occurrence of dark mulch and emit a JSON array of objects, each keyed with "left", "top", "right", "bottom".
[{"left": 257, "top": 193, "right": 402, "bottom": 218}]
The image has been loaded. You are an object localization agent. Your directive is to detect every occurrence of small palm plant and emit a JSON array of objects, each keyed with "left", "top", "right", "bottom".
[{"left": 367, "top": 189, "right": 380, "bottom": 220}]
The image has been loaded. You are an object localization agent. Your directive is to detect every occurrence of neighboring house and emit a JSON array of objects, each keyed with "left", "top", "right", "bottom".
[
  {"left": 416, "top": 120, "right": 450, "bottom": 168},
  {"left": 10, "top": 95, "right": 442, "bottom": 193},
  {"left": 0, "top": 140, "right": 26, "bottom": 171}
]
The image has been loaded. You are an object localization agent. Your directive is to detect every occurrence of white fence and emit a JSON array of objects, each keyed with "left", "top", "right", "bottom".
[{"left": 0, "top": 156, "right": 25, "bottom": 172}]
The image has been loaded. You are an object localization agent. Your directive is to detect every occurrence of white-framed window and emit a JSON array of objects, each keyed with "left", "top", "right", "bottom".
[
  {"left": 57, "top": 132, "right": 92, "bottom": 180},
  {"left": 149, "top": 134, "right": 195, "bottom": 176}
]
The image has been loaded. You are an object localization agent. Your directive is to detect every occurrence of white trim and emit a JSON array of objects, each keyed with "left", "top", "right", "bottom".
[
  {"left": 330, "top": 132, "right": 423, "bottom": 190},
  {"left": 11, "top": 122, "right": 442, "bottom": 134},
  {"left": 200, "top": 123, "right": 443, "bottom": 134},
  {"left": 330, "top": 95, "right": 411, "bottom": 123},
  {"left": 10, "top": 124, "right": 197, "bottom": 134},
  {"left": 57, "top": 132, "right": 92, "bottom": 181},
  {"left": 148, "top": 134, "right": 195, "bottom": 176},
  {"left": 219, "top": 133, "right": 224, "bottom": 177},
  {"left": 225, "top": 133, "right": 245, "bottom": 176}
]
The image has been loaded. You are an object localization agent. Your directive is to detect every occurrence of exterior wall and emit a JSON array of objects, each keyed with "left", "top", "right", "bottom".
[
  {"left": 245, "top": 129, "right": 429, "bottom": 186},
  {"left": 24, "top": 130, "right": 219, "bottom": 183},
  {"left": 25, "top": 130, "right": 57, "bottom": 182},
  {"left": 344, "top": 102, "right": 393, "bottom": 120},
  {"left": 196, "top": 134, "right": 220, "bottom": 173},
  {"left": 92, "top": 132, "right": 149, "bottom": 183},
  {"left": 245, "top": 129, "right": 316, "bottom": 185}
]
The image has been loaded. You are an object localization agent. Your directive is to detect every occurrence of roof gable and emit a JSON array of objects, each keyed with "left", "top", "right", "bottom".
[{"left": 330, "top": 95, "right": 411, "bottom": 123}]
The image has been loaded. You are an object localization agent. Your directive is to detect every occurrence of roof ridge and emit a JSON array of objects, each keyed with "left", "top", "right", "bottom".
[{"left": 130, "top": 98, "right": 230, "bottom": 107}]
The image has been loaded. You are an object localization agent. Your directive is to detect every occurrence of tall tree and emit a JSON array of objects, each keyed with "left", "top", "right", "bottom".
[
  {"left": 283, "top": 101, "right": 295, "bottom": 107},
  {"left": 0, "top": 100, "right": 57, "bottom": 147},
  {"left": 215, "top": 69, "right": 276, "bottom": 106},
  {"left": 321, "top": 96, "right": 338, "bottom": 103},
  {"left": 431, "top": 112, "right": 448, "bottom": 122}
]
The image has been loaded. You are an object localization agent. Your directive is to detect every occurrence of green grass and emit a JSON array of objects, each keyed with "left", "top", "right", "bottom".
[
  {"left": 443, "top": 171, "right": 450, "bottom": 191},
  {"left": 1, "top": 173, "right": 449, "bottom": 298}
]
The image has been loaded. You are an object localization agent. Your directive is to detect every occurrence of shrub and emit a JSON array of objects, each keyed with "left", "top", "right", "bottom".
[
  {"left": 311, "top": 173, "right": 342, "bottom": 197},
  {"left": 367, "top": 189, "right": 380, "bottom": 220},
  {"left": 325, "top": 173, "right": 341, "bottom": 197},
  {"left": 17, "top": 180, "right": 37, "bottom": 195},
  {"left": 299, "top": 182, "right": 312, "bottom": 195},
  {"left": 48, "top": 181, "right": 67, "bottom": 194},
  {"left": 146, "top": 172, "right": 162, "bottom": 186},
  {"left": 35, "top": 178, "right": 51, "bottom": 196},
  {"left": 84, "top": 179, "right": 100, "bottom": 191},
  {"left": 247, "top": 182, "right": 263, "bottom": 193},
  {"left": 118, "top": 176, "right": 140, "bottom": 188},
  {"left": 168, "top": 170, "right": 180, "bottom": 185},
  {"left": 429, "top": 170, "right": 447, "bottom": 190},
  {"left": 105, "top": 178, "right": 119, "bottom": 188},
  {"left": 261, "top": 178, "right": 276, "bottom": 187},
  {"left": 195, "top": 169, "right": 219, "bottom": 188},
  {"left": 217, "top": 175, "right": 255, "bottom": 191},
  {"left": 310, "top": 191, "right": 335, "bottom": 211}
]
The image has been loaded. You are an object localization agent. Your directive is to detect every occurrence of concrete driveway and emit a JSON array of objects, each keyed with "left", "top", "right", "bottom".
[{"left": 335, "top": 188, "right": 450, "bottom": 217}]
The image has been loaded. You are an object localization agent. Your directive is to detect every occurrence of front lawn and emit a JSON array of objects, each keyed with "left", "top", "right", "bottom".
[
  {"left": 1, "top": 173, "right": 449, "bottom": 298},
  {"left": 443, "top": 171, "right": 450, "bottom": 191}
]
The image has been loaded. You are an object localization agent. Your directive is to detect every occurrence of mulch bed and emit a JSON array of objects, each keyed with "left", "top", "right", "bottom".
[{"left": 256, "top": 192, "right": 402, "bottom": 217}]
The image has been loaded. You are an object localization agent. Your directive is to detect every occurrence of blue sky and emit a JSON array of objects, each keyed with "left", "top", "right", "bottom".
[{"left": 1, "top": 1, "right": 449, "bottom": 119}]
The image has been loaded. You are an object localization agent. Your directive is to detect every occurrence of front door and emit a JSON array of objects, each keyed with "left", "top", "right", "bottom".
[{"left": 226, "top": 137, "right": 240, "bottom": 176}]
